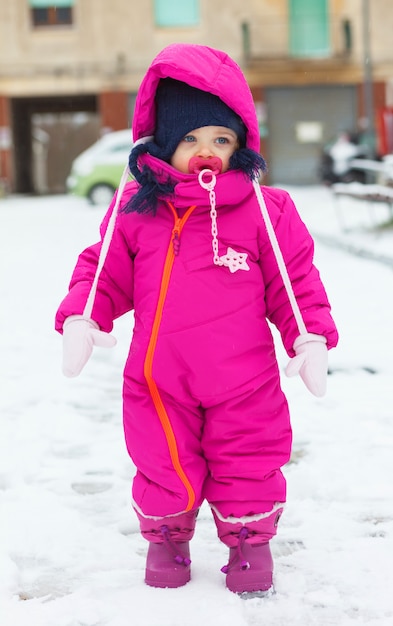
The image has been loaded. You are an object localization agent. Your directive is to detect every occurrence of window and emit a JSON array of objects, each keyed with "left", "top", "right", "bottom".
[
  {"left": 153, "top": 0, "right": 199, "bottom": 27},
  {"left": 29, "top": 0, "right": 74, "bottom": 27},
  {"left": 289, "top": 0, "right": 330, "bottom": 58}
]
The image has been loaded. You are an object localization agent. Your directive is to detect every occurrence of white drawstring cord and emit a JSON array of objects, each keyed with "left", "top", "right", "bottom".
[
  {"left": 83, "top": 163, "right": 131, "bottom": 319},
  {"left": 83, "top": 135, "right": 153, "bottom": 318},
  {"left": 252, "top": 180, "right": 307, "bottom": 337}
]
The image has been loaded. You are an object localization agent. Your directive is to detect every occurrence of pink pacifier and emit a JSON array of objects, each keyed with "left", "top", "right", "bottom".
[{"left": 188, "top": 156, "right": 222, "bottom": 175}]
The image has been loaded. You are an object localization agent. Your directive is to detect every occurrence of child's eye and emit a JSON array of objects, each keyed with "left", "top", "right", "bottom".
[
  {"left": 216, "top": 137, "right": 229, "bottom": 145},
  {"left": 183, "top": 135, "right": 195, "bottom": 143}
]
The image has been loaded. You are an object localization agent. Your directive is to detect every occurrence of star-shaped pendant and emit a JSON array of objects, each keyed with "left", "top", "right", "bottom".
[{"left": 219, "top": 247, "right": 250, "bottom": 273}]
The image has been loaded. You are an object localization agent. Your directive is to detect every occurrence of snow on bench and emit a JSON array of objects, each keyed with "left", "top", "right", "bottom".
[
  {"left": 332, "top": 182, "right": 393, "bottom": 203},
  {"left": 331, "top": 183, "right": 393, "bottom": 232}
]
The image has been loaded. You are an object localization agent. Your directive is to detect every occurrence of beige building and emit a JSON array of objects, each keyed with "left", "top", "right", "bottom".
[{"left": 1, "top": 0, "right": 393, "bottom": 191}]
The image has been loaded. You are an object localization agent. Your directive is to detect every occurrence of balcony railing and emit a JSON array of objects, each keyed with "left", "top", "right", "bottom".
[{"left": 242, "top": 17, "right": 354, "bottom": 62}]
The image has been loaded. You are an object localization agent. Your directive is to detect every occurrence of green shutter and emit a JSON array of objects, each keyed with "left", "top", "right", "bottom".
[
  {"left": 29, "top": 1, "right": 74, "bottom": 7},
  {"left": 289, "top": 0, "right": 330, "bottom": 57},
  {"left": 154, "top": 0, "right": 199, "bottom": 27}
]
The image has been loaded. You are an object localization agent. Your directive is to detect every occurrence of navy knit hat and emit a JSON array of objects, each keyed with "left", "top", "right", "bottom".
[
  {"left": 153, "top": 78, "right": 247, "bottom": 161},
  {"left": 125, "top": 78, "right": 266, "bottom": 214}
]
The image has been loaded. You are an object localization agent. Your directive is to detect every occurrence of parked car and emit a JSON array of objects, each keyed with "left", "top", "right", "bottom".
[{"left": 66, "top": 129, "right": 133, "bottom": 205}]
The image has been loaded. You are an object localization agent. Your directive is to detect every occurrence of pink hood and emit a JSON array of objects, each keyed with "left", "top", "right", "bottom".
[{"left": 132, "top": 43, "right": 260, "bottom": 153}]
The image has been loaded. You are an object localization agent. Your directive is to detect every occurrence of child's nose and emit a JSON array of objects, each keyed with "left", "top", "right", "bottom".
[{"left": 198, "top": 145, "right": 214, "bottom": 157}]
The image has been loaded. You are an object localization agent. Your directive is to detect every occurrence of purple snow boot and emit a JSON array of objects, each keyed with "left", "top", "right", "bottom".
[
  {"left": 145, "top": 527, "right": 191, "bottom": 588},
  {"left": 222, "top": 528, "right": 274, "bottom": 595},
  {"left": 137, "top": 509, "right": 198, "bottom": 588},
  {"left": 212, "top": 505, "right": 283, "bottom": 596}
]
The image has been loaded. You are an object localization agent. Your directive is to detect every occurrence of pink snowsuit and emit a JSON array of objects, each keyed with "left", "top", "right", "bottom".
[{"left": 56, "top": 45, "right": 338, "bottom": 530}]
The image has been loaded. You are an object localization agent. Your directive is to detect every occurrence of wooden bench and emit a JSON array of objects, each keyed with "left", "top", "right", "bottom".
[{"left": 332, "top": 182, "right": 393, "bottom": 232}]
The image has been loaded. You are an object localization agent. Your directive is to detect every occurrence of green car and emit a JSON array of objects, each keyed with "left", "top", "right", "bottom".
[{"left": 66, "top": 129, "right": 133, "bottom": 205}]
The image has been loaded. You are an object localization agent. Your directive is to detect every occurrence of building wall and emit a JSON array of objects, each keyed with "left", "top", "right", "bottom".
[
  {"left": 0, "top": 0, "right": 392, "bottom": 190},
  {"left": 1, "top": 0, "right": 392, "bottom": 97}
]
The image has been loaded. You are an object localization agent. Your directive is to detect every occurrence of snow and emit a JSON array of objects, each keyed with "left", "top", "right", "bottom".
[{"left": 1, "top": 185, "right": 392, "bottom": 625}]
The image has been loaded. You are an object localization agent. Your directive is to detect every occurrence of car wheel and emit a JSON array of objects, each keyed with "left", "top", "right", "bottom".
[{"left": 88, "top": 184, "right": 116, "bottom": 205}]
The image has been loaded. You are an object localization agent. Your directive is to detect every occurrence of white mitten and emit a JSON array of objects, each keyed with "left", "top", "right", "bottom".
[
  {"left": 285, "top": 333, "right": 328, "bottom": 397},
  {"left": 62, "top": 315, "right": 117, "bottom": 378}
]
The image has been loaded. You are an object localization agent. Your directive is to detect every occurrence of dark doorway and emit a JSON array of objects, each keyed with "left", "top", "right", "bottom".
[{"left": 11, "top": 95, "right": 98, "bottom": 194}]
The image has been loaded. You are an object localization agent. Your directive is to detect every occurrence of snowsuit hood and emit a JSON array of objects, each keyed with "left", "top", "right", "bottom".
[{"left": 132, "top": 43, "right": 260, "bottom": 153}]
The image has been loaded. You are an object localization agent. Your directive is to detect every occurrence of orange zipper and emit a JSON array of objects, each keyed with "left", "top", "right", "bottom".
[{"left": 143, "top": 202, "right": 196, "bottom": 511}]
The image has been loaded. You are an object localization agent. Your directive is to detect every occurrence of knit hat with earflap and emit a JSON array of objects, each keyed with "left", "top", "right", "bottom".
[{"left": 125, "top": 78, "right": 266, "bottom": 214}]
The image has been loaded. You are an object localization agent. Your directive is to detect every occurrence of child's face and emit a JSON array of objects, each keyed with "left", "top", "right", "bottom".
[{"left": 170, "top": 125, "right": 239, "bottom": 174}]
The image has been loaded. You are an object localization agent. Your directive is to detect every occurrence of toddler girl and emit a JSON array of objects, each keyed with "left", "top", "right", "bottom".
[{"left": 56, "top": 43, "right": 338, "bottom": 596}]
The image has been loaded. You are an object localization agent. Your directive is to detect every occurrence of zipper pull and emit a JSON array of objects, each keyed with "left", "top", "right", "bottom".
[{"left": 172, "top": 228, "right": 180, "bottom": 255}]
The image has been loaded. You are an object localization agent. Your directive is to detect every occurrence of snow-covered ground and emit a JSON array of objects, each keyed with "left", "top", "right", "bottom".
[{"left": 1, "top": 186, "right": 392, "bottom": 626}]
